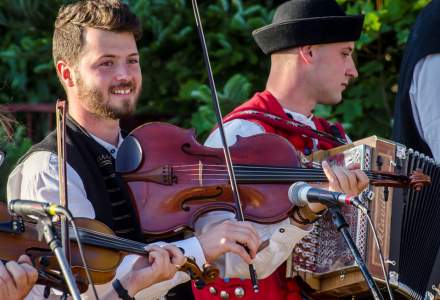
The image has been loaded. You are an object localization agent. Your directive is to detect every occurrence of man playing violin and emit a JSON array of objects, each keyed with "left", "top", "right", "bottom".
[
  {"left": 7, "top": 0, "right": 261, "bottom": 299},
  {"left": 194, "top": 0, "right": 369, "bottom": 299},
  {"left": 0, "top": 117, "right": 185, "bottom": 299}
]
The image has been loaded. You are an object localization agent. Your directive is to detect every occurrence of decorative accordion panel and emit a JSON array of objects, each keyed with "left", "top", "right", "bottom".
[{"left": 292, "top": 144, "right": 371, "bottom": 274}]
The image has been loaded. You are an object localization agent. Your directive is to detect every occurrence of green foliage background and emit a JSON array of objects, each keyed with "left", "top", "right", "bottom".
[{"left": 0, "top": 0, "right": 432, "bottom": 196}]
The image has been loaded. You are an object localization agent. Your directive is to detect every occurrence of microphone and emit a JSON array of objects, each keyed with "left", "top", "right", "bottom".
[
  {"left": 8, "top": 200, "right": 70, "bottom": 219},
  {"left": 288, "top": 182, "right": 367, "bottom": 212}
]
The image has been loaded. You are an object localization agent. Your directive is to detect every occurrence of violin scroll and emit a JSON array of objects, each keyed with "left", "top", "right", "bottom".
[
  {"left": 178, "top": 257, "right": 219, "bottom": 289},
  {"left": 368, "top": 169, "right": 431, "bottom": 190}
]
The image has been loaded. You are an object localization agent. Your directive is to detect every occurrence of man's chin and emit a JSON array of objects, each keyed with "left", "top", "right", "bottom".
[
  {"left": 319, "top": 97, "right": 342, "bottom": 105},
  {"left": 109, "top": 108, "right": 135, "bottom": 120},
  {"left": 91, "top": 105, "right": 135, "bottom": 120}
]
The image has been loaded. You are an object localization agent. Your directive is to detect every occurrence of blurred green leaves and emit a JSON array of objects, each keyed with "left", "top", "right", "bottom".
[{"left": 0, "top": 0, "right": 430, "bottom": 143}]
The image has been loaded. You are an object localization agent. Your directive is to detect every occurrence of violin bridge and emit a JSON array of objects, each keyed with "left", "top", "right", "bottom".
[{"left": 198, "top": 160, "right": 203, "bottom": 186}]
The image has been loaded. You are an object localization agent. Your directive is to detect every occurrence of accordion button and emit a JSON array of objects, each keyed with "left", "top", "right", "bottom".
[
  {"left": 234, "top": 287, "right": 245, "bottom": 298},
  {"left": 208, "top": 287, "right": 217, "bottom": 295},
  {"left": 220, "top": 290, "right": 229, "bottom": 299}
]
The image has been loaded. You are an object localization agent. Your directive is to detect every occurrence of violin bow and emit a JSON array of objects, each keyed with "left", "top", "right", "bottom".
[
  {"left": 55, "top": 100, "right": 70, "bottom": 261},
  {"left": 56, "top": 100, "right": 99, "bottom": 299},
  {"left": 189, "top": 0, "right": 259, "bottom": 292}
]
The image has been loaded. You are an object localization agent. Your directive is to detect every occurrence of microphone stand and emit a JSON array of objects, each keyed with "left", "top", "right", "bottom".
[
  {"left": 328, "top": 206, "right": 384, "bottom": 300},
  {"left": 36, "top": 216, "right": 81, "bottom": 300}
]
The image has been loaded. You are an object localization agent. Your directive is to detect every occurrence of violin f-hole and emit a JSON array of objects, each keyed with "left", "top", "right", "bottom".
[
  {"left": 181, "top": 143, "right": 223, "bottom": 164},
  {"left": 180, "top": 186, "right": 224, "bottom": 211}
]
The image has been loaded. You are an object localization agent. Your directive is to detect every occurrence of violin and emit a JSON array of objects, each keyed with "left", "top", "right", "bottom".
[
  {"left": 0, "top": 201, "right": 218, "bottom": 294},
  {"left": 116, "top": 122, "right": 430, "bottom": 237}
]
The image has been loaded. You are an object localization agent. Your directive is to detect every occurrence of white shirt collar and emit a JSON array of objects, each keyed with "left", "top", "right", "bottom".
[
  {"left": 89, "top": 131, "right": 124, "bottom": 158},
  {"left": 283, "top": 108, "right": 316, "bottom": 130}
]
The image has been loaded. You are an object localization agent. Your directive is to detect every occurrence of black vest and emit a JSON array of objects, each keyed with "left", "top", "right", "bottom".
[
  {"left": 20, "top": 117, "right": 142, "bottom": 241},
  {"left": 392, "top": 0, "right": 440, "bottom": 157}
]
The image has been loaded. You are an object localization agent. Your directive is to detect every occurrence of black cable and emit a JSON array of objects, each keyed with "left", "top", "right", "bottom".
[
  {"left": 61, "top": 209, "right": 100, "bottom": 300},
  {"left": 361, "top": 209, "right": 395, "bottom": 300}
]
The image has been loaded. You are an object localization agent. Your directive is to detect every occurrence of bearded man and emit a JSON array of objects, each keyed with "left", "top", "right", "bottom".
[{"left": 7, "top": 1, "right": 261, "bottom": 299}]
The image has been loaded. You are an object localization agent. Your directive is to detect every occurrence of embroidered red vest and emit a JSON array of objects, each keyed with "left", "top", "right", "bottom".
[
  {"left": 192, "top": 90, "right": 347, "bottom": 300},
  {"left": 222, "top": 90, "right": 347, "bottom": 154}
]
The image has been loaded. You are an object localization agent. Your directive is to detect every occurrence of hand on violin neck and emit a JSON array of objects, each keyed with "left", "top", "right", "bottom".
[
  {"left": 0, "top": 255, "right": 38, "bottom": 300},
  {"left": 120, "top": 244, "right": 185, "bottom": 296},
  {"left": 196, "top": 220, "right": 260, "bottom": 264},
  {"left": 322, "top": 160, "right": 369, "bottom": 197}
]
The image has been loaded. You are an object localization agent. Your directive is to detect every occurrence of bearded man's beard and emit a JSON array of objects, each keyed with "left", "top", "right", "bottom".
[{"left": 75, "top": 75, "right": 139, "bottom": 120}]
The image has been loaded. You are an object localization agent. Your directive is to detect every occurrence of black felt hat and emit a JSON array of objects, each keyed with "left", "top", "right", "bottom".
[{"left": 252, "top": 0, "right": 364, "bottom": 55}]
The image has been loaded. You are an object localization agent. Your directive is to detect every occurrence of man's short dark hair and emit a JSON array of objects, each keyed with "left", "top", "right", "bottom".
[{"left": 52, "top": 0, "right": 141, "bottom": 66}]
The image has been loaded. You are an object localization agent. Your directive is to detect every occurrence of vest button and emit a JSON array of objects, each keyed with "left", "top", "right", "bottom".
[
  {"left": 234, "top": 287, "right": 245, "bottom": 298},
  {"left": 220, "top": 290, "right": 229, "bottom": 299},
  {"left": 208, "top": 286, "right": 217, "bottom": 295}
]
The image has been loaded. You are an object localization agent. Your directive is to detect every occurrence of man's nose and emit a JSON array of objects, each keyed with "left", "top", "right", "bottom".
[
  {"left": 115, "top": 64, "right": 131, "bottom": 81},
  {"left": 346, "top": 57, "right": 359, "bottom": 79}
]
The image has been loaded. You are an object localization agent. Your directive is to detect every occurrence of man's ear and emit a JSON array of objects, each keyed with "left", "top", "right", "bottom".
[
  {"left": 56, "top": 60, "right": 75, "bottom": 87},
  {"left": 298, "top": 45, "right": 314, "bottom": 64}
]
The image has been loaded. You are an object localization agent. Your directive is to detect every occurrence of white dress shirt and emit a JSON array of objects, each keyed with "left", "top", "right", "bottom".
[
  {"left": 200, "top": 108, "right": 316, "bottom": 279},
  {"left": 410, "top": 54, "right": 440, "bottom": 162}
]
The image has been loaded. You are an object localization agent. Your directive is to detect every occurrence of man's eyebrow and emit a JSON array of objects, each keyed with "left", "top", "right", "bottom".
[
  {"left": 96, "top": 53, "right": 139, "bottom": 59},
  {"left": 344, "top": 47, "right": 354, "bottom": 52}
]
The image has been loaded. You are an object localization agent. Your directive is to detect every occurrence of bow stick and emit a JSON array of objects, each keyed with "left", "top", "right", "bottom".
[
  {"left": 190, "top": 0, "right": 259, "bottom": 292},
  {"left": 56, "top": 100, "right": 70, "bottom": 261},
  {"left": 56, "top": 100, "right": 99, "bottom": 299}
]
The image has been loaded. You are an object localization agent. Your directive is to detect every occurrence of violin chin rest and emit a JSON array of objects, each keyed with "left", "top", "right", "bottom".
[{"left": 116, "top": 135, "right": 143, "bottom": 173}]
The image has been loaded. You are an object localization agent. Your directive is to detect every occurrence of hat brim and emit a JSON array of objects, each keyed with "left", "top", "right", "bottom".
[{"left": 252, "top": 15, "right": 364, "bottom": 55}]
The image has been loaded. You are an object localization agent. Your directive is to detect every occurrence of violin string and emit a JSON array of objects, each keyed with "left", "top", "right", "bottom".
[
  {"left": 81, "top": 229, "right": 146, "bottom": 250},
  {"left": 173, "top": 164, "right": 374, "bottom": 171},
  {"left": 81, "top": 233, "right": 146, "bottom": 255},
  {"left": 74, "top": 230, "right": 140, "bottom": 252},
  {"left": 176, "top": 173, "right": 395, "bottom": 179},
  {"left": 175, "top": 169, "right": 397, "bottom": 181},
  {"left": 175, "top": 165, "right": 394, "bottom": 175},
  {"left": 71, "top": 226, "right": 147, "bottom": 254},
  {"left": 176, "top": 170, "right": 399, "bottom": 180},
  {"left": 173, "top": 164, "right": 400, "bottom": 178}
]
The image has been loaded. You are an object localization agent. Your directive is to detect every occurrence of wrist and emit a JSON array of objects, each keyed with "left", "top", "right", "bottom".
[
  {"left": 114, "top": 278, "right": 136, "bottom": 300},
  {"left": 307, "top": 202, "right": 328, "bottom": 214},
  {"left": 292, "top": 205, "right": 326, "bottom": 224}
]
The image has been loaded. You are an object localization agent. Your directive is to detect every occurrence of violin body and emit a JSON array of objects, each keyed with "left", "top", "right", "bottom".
[
  {"left": 118, "top": 122, "right": 430, "bottom": 238},
  {"left": 118, "top": 122, "right": 301, "bottom": 236}
]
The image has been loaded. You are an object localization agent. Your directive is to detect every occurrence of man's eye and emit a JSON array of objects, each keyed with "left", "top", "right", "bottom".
[
  {"left": 100, "top": 61, "right": 113, "bottom": 66},
  {"left": 128, "top": 59, "right": 139, "bottom": 64}
]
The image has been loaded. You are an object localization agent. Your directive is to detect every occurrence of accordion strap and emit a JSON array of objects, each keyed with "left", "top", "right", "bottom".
[{"left": 223, "top": 109, "right": 347, "bottom": 147}]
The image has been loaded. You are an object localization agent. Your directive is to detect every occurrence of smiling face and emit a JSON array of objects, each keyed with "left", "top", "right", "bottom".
[
  {"left": 310, "top": 41, "right": 358, "bottom": 105},
  {"left": 71, "top": 28, "right": 142, "bottom": 120}
]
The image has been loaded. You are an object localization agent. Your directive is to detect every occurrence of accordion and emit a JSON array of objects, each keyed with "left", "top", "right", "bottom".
[{"left": 290, "top": 136, "right": 440, "bottom": 299}]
